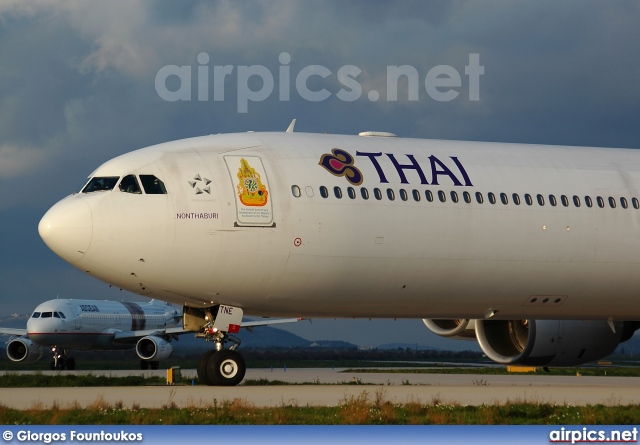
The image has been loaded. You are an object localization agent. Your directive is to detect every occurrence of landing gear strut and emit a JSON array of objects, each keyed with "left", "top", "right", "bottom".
[{"left": 50, "top": 347, "right": 75, "bottom": 370}]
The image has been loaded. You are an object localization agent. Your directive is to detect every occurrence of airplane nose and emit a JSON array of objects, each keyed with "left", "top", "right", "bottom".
[{"left": 39, "top": 197, "right": 93, "bottom": 263}]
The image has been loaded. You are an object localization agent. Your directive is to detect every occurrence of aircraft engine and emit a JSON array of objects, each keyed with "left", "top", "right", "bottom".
[
  {"left": 136, "top": 336, "right": 173, "bottom": 361},
  {"left": 6, "top": 337, "right": 44, "bottom": 363},
  {"left": 475, "top": 319, "right": 638, "bottom": 366},
  {"left": 422, "top": 319, "right": 476, "bottom": 340}
]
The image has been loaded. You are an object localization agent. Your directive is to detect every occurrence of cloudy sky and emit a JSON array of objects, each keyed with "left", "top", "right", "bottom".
[{"left": 1, "top": 1, "right": 639, "bottom": 349}]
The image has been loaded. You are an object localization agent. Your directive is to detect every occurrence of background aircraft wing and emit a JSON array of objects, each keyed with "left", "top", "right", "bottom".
[
  {"left": 112, "top": 317, "right": 305, "bottom": 342},
  {"left": 0, "top": 328, "right": 27, "bottom": 336}
]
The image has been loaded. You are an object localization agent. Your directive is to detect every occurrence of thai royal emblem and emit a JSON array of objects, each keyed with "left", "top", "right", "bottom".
[{"left": 236, "top": 158, "right": 269, "bottom": 207}]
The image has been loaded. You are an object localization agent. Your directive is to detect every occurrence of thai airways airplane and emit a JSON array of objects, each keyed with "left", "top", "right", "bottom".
[
  {"left": 0, "top": 299, "right": 181, "bottom": 370},
  {"left": 37, "top": 122, "right": 640, "bottom": 385}
]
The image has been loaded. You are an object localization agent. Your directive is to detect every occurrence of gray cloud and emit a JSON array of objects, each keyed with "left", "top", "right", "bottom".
[{"left": 0, "top": 1, "right": 639, "bottom": 346}]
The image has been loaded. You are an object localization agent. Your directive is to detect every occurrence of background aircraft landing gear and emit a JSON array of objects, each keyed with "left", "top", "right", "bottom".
[
  {"left": 197, "top": 350, "right": 246, "bottom": 386},
  {"left": 140, "top": 360, "right": 160, "bottom": 370},
  {"left": 50, "top": 347, "right": 73, "bottom": 370}
]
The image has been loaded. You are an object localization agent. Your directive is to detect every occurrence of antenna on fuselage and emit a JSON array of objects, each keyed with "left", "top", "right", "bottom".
[{"left": 286, "top": 119, "right": 296, "bottom": 133}]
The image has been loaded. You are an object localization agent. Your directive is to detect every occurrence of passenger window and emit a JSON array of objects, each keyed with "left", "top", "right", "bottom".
[
  {"left": 140, "top": 175, "right": 167, "bottom": 194},
  {"left": 633, "top": 198, "right": 640, "bottom": 209},
  {"left": 374, "top": 188, "right": 383, "bottom": 200},
  {"left": 399, "top": 189, "right": 408, "bottom": 201},
  {"left": 549, "top": 195, "right": 557, "bottom": 207},
  {"left": 291, "top": 185, "right": 301, "bottom": 197},
  {"left": 82, "top": 176, "right": 120, "bottom": 193},
  {"left": 621, "top": 197, "right": 628, "bottom": 209},
  {"left": 320, "top": 186, "right": 329, "bottom": 198},
  {"left": 525, "top": 194, "right": 533, "bottom": 206},
  {"left": 585, "top": 196, "right": 593, "bottom": 208},
  {"left": 537, "top": 194, "right": 545, "bottom": 206},
  {"left": 608, "top": 197, "right": 616, "bottom": 208},
  {"left": 463, "top": 191, "right": 471, "bottom": 203},
  {"left": 512, "top": 193, "right": 520, "bottom": 205},
  {"left": 119, "top": 175, "right": 142, "bottom": 194},
  {"left": 488, "top": 192, "right": 496, "bottom": 204},
  {"left": 597, "top": 196, "right": 605, "bottom": 208},
  {"left": 347, "top": 187, "right": 356, "bottom": 199},
  {"left": 500, "top": 193, "right": 508, "bottom": 205},
  {"left": 361, "top": 188, "right": 369, "bottom": 200},
  {"left": 450, "top": 191, "right": 459, "bottom": 203},
  {"left": 425, "top": 190, "right": 434, "bottom": 202},
  {"left": 573, "top": 196, "right": 581, "bottom": 207},
  {"left": 334, "top": 186, "right": 342, "bottom": 199},
  {"left": 305, "top": 186, "right": 314, "bottom": 197},
  {"left": 560, "top": 195, "right": 569, "bottom": 207},
  {"left": 412, "top": 190, "right": 421, "bottom": 202},
  {"left": 387, "top": 189, "right": 395, "bottom": 201},
  {"left": 438, "top": 190, "right": 446, "bottom": 203},
  {"left": 475, "top": 192, "right": 484, "bottom": 204}
]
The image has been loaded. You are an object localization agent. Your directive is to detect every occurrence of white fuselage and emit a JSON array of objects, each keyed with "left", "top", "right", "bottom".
[
  {"left": 26, "top": 299, "right": 180, "bottom": 349},
  {"left": 38, "top": 132, "right": 640, "bottom": 321}
]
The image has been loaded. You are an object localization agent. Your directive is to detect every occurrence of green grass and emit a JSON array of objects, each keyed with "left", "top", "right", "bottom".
[
  {"left": 342, "top": 366, "right": 640, "bottom": 377},
  {"left": 1, "top": 392, "right": 640, "bottom": 425},
  {"left": 0, "top": 372, "right": 165, "bottom": 388}
]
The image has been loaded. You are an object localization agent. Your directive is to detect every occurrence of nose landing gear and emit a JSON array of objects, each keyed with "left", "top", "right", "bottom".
[
  {"left": 190, "top": 305, "right": 247, "bottom": 386},
  {"left": 50, "top": 347, "right": 75, "bottom": 370}
]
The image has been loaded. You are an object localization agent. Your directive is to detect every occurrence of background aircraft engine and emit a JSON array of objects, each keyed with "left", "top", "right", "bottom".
[
  {"left": 7, "top": 337, "right": 44, "bottom": 363},
  {"left": 136, "top": 336, "right": 173, "bottom": 361},
  {"left": 422, "top": 319, "right": 476, "bottom": 340},
  {"left": 475, "top": 319, "right": 637, "bottom": 366}
]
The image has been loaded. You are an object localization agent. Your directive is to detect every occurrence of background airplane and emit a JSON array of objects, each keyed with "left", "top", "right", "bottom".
[
  {"left": 0, "top": 298, "right": 183, "bottom": 370},
  {"left": 0, "top": 298, "right": 302, "bottom": 373}
]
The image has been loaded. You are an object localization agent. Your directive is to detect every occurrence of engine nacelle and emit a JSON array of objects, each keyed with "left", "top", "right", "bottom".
[
  {"left": 7, "top": 337, "right": 44, "bottom": 363},
  {"left": 136, "top": 336, "right": 173, "bottom": 361},
  {"left": 475, "top": 319, "right": 637, "bottom": 366},
  {"left": 422, "top": 319, "right": 476, "bottom": 340}
]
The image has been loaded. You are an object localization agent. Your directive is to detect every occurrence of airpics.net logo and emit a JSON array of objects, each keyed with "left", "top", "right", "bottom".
[{"left": 155, "top": 52, "right": 484, "bottom": 113}]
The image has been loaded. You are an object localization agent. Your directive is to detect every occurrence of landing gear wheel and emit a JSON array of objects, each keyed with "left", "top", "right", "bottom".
[
  {"left": 197, "top": 350, "right": 216, "bottom": 385},
  {"left": 206, "top": 350, "right": 246, "bottom": 386},
  {"left": 66, "top": 358, "right": 76, "bottom": 370}
]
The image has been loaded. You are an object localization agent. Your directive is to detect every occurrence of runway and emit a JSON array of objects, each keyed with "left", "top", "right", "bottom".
[{"left": 2, "top": 368, "right": 640, "bottom": 409}]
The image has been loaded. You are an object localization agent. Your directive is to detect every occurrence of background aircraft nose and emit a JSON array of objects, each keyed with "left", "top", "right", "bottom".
[{"left": 38, "top": 197, "right": 93, "bottom": 263}]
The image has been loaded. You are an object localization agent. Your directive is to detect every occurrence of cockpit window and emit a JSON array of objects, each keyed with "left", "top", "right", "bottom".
[
  {"left": 41, "top": 312, "right": 53, "bottom": 318},
  {"left": 32, "top": 312, "right": 41, "bottom": 319},
  {"left": 82, "top": 177, "right": 120, "bottom": 193},
  {"left": 140, "top": 175, "right": 167, "bottom": 194},
  {"left": 119, "top": 175, "right": 142, "bottom": 194},
  {"left": 54, "top": 312, "right": 61, "bottom": 318}
]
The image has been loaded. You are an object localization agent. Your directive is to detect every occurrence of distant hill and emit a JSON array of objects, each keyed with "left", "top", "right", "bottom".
[
  {"left": 171, "top": 326, "right": 360, "bottom": 354},
  {"left": 616, "top": 333, "right": 640, "bottom": 355}
]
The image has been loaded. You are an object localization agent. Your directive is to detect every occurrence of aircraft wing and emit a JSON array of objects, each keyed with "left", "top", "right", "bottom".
[
  {"left": 113, "top": 318, "right": 304, "bottom": 342},
  {"left": 0, "top": 328, "right": 27, "bottom": 336}
]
